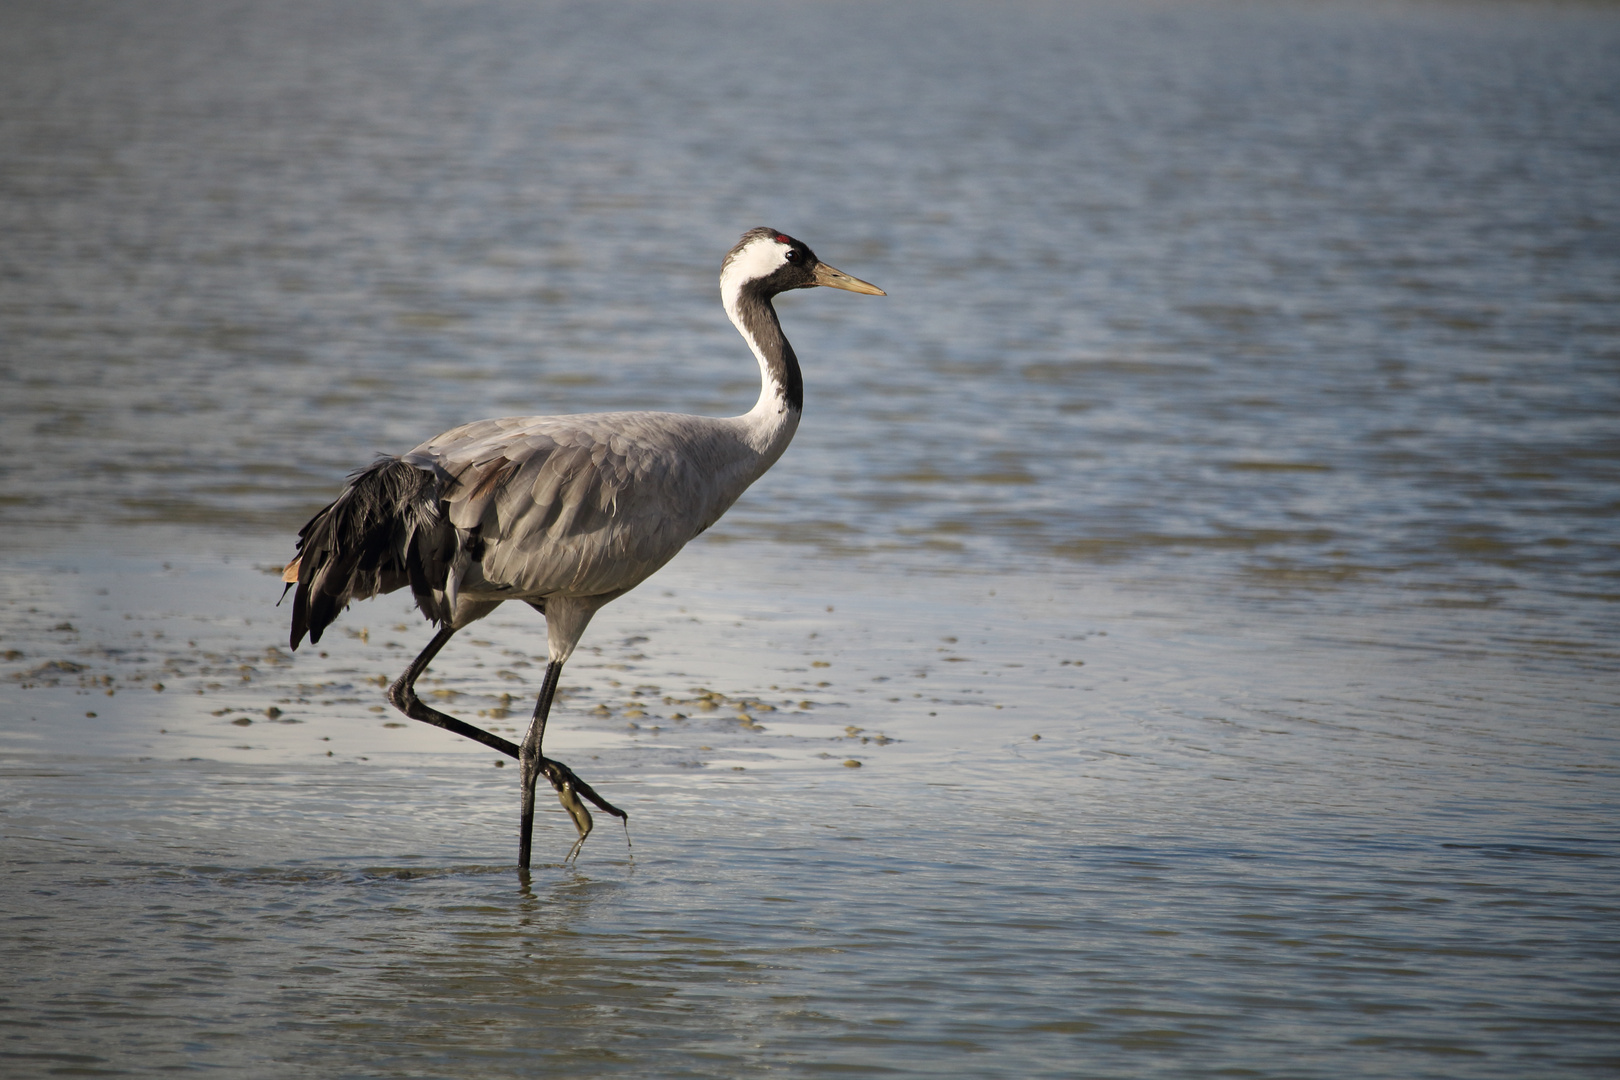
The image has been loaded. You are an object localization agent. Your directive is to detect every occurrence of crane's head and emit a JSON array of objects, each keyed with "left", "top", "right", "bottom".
[{"left": 721, "top": 228, "right": 886, "bottom": 299}]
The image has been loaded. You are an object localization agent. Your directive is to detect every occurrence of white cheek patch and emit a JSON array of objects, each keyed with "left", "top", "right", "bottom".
[{"left": 720, "top": 237, "right": 791, "bottom": 295}]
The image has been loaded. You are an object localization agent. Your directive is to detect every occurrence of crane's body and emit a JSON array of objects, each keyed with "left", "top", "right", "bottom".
[{"left": 284, "top": 229, "right": 883, "bottom": 869}]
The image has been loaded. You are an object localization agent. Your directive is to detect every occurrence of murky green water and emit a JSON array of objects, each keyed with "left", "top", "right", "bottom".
[{"left": 3, "top": 1, "right": 1618, "bottom": 1076}]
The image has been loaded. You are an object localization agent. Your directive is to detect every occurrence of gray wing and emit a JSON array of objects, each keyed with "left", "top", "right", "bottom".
[{"left": 406, "top": 413, "right": 745, "bottom": 602}]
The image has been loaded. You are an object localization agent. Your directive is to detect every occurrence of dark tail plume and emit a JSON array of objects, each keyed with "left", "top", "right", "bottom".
[{"left": 287, "top": 458, "right": 451, "bottom": 649}]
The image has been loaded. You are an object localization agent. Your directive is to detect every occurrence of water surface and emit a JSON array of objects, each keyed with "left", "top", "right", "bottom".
[{"left": 3, "top": 1, "right": 1618, "bottom": 1076}]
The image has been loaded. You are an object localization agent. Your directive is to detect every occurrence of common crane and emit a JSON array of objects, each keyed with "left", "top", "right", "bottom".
[{"left": 284, "top": 228, "right": 884, "bottom": 869}]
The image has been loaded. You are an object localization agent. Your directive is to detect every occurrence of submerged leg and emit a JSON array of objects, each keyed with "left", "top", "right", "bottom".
[
  {"left": 387, "top": 626, "right": 520, "bottom": 758},
  {"left": 518, "top": 660, "right": 628, "bottom": 869}
]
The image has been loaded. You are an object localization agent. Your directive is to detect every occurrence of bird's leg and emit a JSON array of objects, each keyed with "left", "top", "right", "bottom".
[
  {"left": 387, "top": 626, "right": 520, "bottom": 759},
  {"left": 518, "top": 660, "right": 628, "bottom": 869},
  {"left": 518, "top": 661, "right": 561, "bottom": 870}
]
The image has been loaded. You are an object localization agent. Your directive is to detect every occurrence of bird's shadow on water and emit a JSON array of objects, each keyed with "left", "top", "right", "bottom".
[
  {"left": 143, "top": 857, "right": 634, "bottom": 897},
  {"left": 138, "top": 858, "right": 642, "bottom": 945}
]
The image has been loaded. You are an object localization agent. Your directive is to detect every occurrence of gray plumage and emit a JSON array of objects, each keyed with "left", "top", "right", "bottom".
[
  {"left": 291, "top": 410, "right": 777, "bottom": 657},
  {"left": 284, "top": 228, "right": 883, "bottom": 869}
]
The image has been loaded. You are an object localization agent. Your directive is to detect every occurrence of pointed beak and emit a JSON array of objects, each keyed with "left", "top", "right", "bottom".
[{"left": 812, "top": 262, "right": 886, "bottom": 296}]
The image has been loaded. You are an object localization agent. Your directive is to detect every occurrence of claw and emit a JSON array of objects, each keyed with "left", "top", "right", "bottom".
[
  {"left": 536, "top": 757, "right": 628, "bottom": 862},
  {"left": 547, "top": 765, "right": 594, "bottom": 860},
  {"left": 545, "top": 758, "right": 628, "bottom": 822}
]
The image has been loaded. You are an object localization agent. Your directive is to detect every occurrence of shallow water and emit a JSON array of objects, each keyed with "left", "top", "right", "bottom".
[
  {"left": 6, "top": 542, "right": 1617, "bottom": 1077},
  {"left": 3, "top": 0, "right": 1619, "bottom": 1076}
]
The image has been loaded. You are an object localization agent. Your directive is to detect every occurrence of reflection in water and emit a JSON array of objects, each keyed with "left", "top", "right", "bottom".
[{"left": 2, "top": 0, "right": 1617, "bottom": 1077}]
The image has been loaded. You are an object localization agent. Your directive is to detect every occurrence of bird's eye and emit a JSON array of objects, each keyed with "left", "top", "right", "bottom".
[{"left": 784, "top": 249, "right": 804, "bottom": 264}]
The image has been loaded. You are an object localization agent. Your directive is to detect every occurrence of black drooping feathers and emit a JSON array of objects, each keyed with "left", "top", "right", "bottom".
[{"left": 287, "top": 457, "right": 453, "bottom": 649}]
